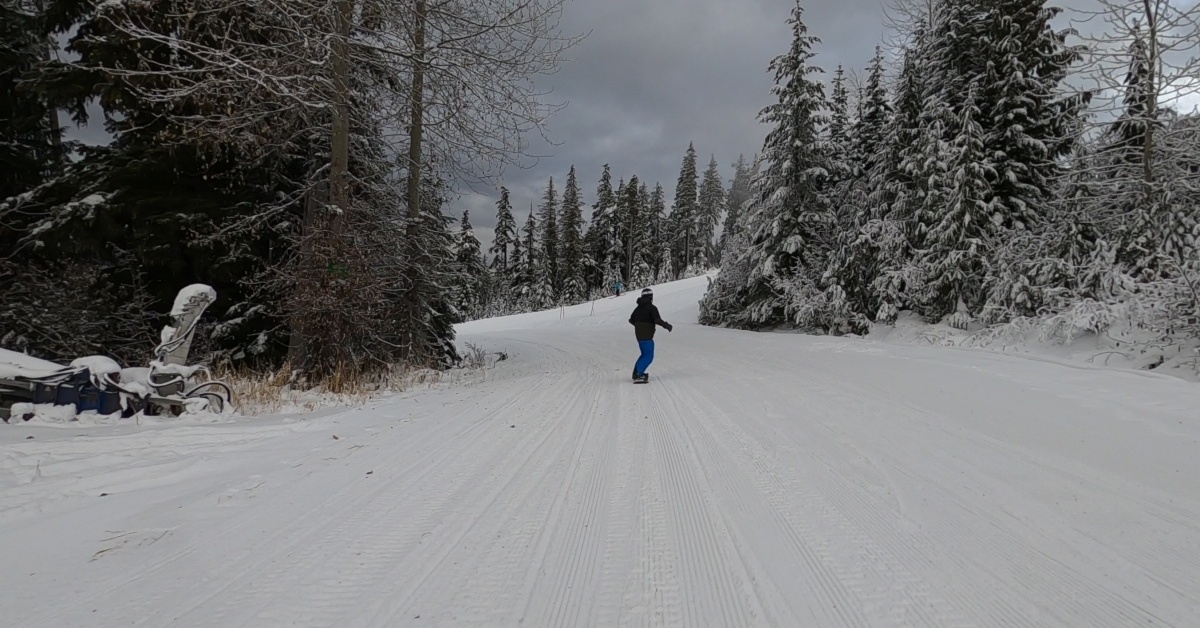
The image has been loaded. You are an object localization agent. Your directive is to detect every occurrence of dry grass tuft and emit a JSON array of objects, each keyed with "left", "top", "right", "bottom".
[{"left": 216, "top": 344, "right": 506, "bottom": 416}]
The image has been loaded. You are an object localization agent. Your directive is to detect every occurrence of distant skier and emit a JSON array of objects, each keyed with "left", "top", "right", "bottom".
[
  {"left": 628, "top": 287, "right": 672, "bottom": 383},
  {"left": 614, "top": 280, "right": 623, "bottom": 297}
]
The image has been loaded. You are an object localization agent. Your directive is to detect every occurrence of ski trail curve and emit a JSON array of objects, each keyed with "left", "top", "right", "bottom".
[{"left": 5, "top": 276, "right": 1200, "bottom": 627}]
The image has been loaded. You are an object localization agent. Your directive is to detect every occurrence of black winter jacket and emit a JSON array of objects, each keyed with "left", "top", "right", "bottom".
[{"left": 629, "top": 296, "right": 671, "bottom": 340}]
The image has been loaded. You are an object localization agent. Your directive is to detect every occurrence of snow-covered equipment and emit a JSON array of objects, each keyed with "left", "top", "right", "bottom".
[{"left": 0, "top": 284, "right": 233, "bottom": 422}]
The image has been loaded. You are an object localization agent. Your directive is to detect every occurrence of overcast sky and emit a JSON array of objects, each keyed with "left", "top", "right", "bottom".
[{"left": 454, "top": 0, "right": 894, "bottom": 250}]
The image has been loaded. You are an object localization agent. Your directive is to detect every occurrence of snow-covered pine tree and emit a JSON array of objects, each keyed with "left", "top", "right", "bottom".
[
  {"left": 649, "top": 183, "right": 669, "bottom": 281},
  {"left": 825, "top": 45, "right": 895, "bottom": 325},
  {"left": 399, "top": 171, "right": 463, "bottom": 368},
  {"left": 977, "top": 0, "right": 1085, "bottom": 232},
  {"left": 717, "top": 154, "right": 755, "bottom": 265},
  {"left": 670, "top": 143, "right": 700, "bottom": 275},
  {"left": 489, "top": 186, "right": 518, "bottom": 272},
  {"left": 509, "top": 222, "right": 525, "bottom": 287},
  {"left": 852, "top": 47, "right": 892, "bottom": 181},
  {"left": 558, "top": 165, "right": 587, "bottom": 302},
  {"left": 610, "top": 177, "right": 629, "bottom": 283},
  {"left": 538, "top": 176, "right": 559, "bottom": 298},
  {"left": 516, "top": 203, "right": 540, "bottom": 308},
  {"left": 917, "top": 87, "right": 994, "bottom": 327},
  {"left": 705, "top": 0, "right": 833, "bottom": 330},
  {"left": 974, "top": 0, "right": 1088, "bottom": 321},
  {"left": 699, "top": 196, "right": 754, "bottom": 327},
  {"left": 696, "top": 155, "right": 726, "bottom": 268},
  {"left": 585, "top": 164, "right": 617, "bottom": 292},
  {"left": 862, "top": 43, "right": 931, "bottom": 324},
  {"left": 623, "top": 176, "right": 652, "bottom": 285},
  {"left": 826, "top": 64, "right": 853, "bottom": 191},
  {"left": 452, "top": 210, "right": 488, "bottom": 319}
]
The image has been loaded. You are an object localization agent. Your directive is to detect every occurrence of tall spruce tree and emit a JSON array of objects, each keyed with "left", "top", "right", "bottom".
[
  {"left": 670, "top": 142, "right": 700, "bottom": 274},
  {"left": 489, "top": 186, "right": 518, "bottom": 272},
  {"left": 516, "top": 204, "right": 540, "bottom": 307},
  {"left": 852, "top": 47, "right": 892, "bottom": 180},
  {"left": 538, "top": 176, "right": 559, "bottom": 296},
  {"left": 586, "top": 164, "right": 617, "bottom": 292},
  {"left": 696, "top": 155, "right": 726, "bottom": 268},
  {"left": 620, "top": 175, "right": 650, "bottom": 283},
  {"left": 610, "top": 177, "right": 629, "bottom": 282},
  {"left": 827, "top": 64, "right": 853, "bottom": 191},
  {"left": 718, "top": 154, "right": 754, "bottom": 263},
  {"left": 703, "top": 0, "right": 832, "bottom": 329},
  {"left": 649, "top": 183, "right": 669, "bottom": 281},
  {"left": 559, "top": 165, "right": 586, "bottom": 302},
  {"left": 451, "top": 210, "right": 487, "bottom": 320}
]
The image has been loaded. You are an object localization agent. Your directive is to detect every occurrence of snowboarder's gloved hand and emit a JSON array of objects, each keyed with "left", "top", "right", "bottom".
[{"left": 666, "top": 323, "right": 673, "bottom": 332}]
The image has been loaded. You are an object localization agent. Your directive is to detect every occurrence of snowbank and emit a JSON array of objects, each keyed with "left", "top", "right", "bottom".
[{"left": 866, "top": 310, "right": 1200, "bottom": 381}]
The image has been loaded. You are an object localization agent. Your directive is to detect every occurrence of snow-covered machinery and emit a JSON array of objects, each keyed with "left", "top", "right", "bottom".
[{"left": 0, "top": 284, "right": 233, "bottom": 423}]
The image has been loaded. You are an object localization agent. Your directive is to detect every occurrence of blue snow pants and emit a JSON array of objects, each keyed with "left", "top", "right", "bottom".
[{"left": 634, "top": 339, "right": 654, "bottom": 376}]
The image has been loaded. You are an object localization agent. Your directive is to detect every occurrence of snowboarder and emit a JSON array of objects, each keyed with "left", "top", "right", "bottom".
[
  {"left": 614, "top": 280, "right": 623, "bottom": 297},
  {"left": 628, "top": 287, "right": 672, "bottom": 383}
]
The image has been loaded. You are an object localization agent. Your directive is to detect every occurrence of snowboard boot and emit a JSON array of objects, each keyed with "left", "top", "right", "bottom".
[{"left": 634, "top": 373, "right": 649, "bottom": 384}]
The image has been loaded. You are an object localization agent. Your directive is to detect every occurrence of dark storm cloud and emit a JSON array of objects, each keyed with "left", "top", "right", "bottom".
[{"left": 455, "top": 0, "right": 893, "bottom": 247}]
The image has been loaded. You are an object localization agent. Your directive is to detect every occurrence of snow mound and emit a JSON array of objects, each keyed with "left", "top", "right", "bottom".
[{"left": 0, "top": 349, "right": 65, "bottom": 379}]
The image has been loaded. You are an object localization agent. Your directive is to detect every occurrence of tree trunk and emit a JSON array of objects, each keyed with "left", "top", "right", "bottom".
[
  {"left": 286, "top": 0, "right": 353, "bottom": 374},
  {"left": 330, "top": 0, "right": 354, "bottom": 231},
  {"left": 1141, "top": 0, "right": 1158, "bottom": 187},
  {"left": 402, "top": 0, "right": 428, "bottom": 361}
]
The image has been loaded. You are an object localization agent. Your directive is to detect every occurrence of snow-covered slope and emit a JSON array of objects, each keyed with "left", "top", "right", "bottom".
[{"left": 3, "top": 275, "right": 1199, "bottom": 627}]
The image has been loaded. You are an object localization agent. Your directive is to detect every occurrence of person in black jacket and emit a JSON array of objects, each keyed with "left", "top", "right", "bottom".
[{"left": 628, "top": 288, "right": 672, "bottom": 382}]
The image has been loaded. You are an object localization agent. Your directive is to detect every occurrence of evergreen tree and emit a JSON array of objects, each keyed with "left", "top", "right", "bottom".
[
  {"left": 403, "top": 172, "right": 463, "bottom": 367},
  {"left": 489, "top": 186, "right": 517, "bottom": 272},
  {"left": 852, "top": 46, "right": 892, "bottom": 180},
  {"left": 621, "top": 175, "right": 651, "bottom": 283},
  {"left": 559, "top": 165, "right": 586, "bottom": 302},
  {"left": 649, "top": 183, "right": 669, "bottom": 281},
  {"left": 538, "top": 176, "right": 559, "bottom": 296},
  {"left": 827, "top": 64, "right": 853, "bottom": 188},
  {"left": 521, "top": 203, "right": 539, "bottom": 283},
  {"left": 697, "top": 155, "right": 726, "bottom": 267},
  {"left": 703, "top": 0, "right": 832, "bottom": 329},
  {"left": 451, "top": 210, "right": 487, "bottom": 319},
  {"left": 585, "top": 164, "right": 617, "bottom": 292},
  {"left": 0, "top": 0, "right": 62, "bottom": 202},
  {"left": 610, "top": 177, "right": 629, "bottom": 282},
  {"left": 635, "top": 181, "right": 654, "bottom": 284},
  {"left": 917, "top": 88, "right": 993, "bottom": 325},
  {"left": 670, "top": 142, "right": 700, "bottom": 274},
  {"left": 866, "top": 45, "right": 930, "bottom": 323},
  {"left": 718, "top": 154, "right": 755, "bottom": 263},
  {"left": 509, "top": 222, "right": 524, "bottom": 284},
  {"left": 977, "top": 0, "right": 1086, "bottom": 235}
]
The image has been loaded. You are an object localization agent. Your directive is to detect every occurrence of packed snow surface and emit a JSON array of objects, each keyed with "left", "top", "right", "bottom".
[{"left": 3, "top": 276, "right": 1199, "bottom": 626}]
